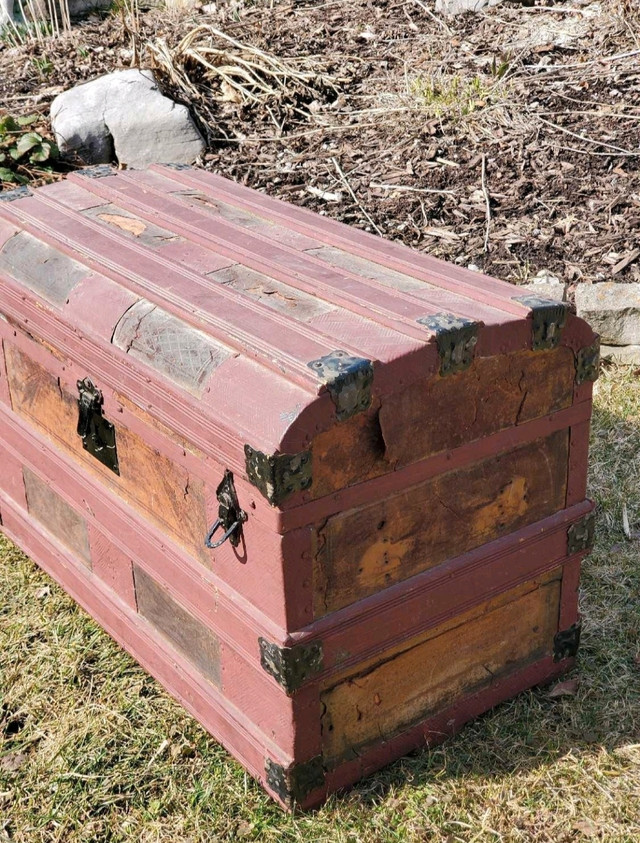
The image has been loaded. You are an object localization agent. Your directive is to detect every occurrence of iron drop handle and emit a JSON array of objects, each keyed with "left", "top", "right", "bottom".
[
  {"left": 205, "top": 469, "right": 247, "bottom": 550},
  {"left": 205, "top": 516, "right": 245, "bottom": 549}
]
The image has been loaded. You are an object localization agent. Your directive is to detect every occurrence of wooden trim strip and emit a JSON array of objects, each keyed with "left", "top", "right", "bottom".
[
  {"left": 76, "top": 169, "right": 516, "bottom": 331},
  {"left": 152, "top": 166, "right": 532, "bottom": 317}
]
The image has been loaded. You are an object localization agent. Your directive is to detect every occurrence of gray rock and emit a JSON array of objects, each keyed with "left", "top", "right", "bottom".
[
  {"left": 600, "top": 345, "right": 640, "bottom": 365},
  {"left": 1, "top": 0, "right": 14, "bottom": 23},
  {"left": 50, "top": 69, "right": 205, "bottom": 168},
  {"left": 516, "top": 270, "right": 566, "bottom": 302},
  {"left": 435, "top": 0, "right": 504, "bottom": 15},
  {"left": 575, "top": 282, "right": 640, "bottom": 346},
  {"left": 68, "top": 0, "right": 111, "bottom": 15}
]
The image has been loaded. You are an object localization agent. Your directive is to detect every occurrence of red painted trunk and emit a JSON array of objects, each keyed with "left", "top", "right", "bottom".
[{"left": 0, "top": 166, "right": 598, "bottom": 809}]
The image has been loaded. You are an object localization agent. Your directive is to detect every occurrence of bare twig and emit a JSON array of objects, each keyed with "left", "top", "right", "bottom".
[
  {"left": 331, "top": 157, "right": 383, "bottom": 236},
  {"left": 411, "top": 0, "right": 452, "bottom": 35},
  {"left": 481, "top": 154, "right": 491, "bottom": 254},
  {"left": 369, "top": 182, "right": 458, "bottom": 196},
  {"left": 537, "top": 116, "right": 639, "bottom": 157}
]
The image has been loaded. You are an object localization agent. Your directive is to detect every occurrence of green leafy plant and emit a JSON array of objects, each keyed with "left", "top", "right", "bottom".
[{"left": 0, "top": 113, "right": 59, "bottom": 185}]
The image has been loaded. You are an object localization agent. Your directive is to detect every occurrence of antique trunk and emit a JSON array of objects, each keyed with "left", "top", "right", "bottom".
[{"left": 0, "top": 166, "right": 598, "bottom": 809}]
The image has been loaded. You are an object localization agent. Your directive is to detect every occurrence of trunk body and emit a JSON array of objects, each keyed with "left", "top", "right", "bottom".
[{"left": 0, "top": 166, "right": 598, "bottom": 809}]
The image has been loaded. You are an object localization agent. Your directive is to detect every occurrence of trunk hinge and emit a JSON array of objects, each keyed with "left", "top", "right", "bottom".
[
  {"left": 513, "top": 295, "right": 568, "bottom": 350},
  {"left": 575, "top": 338, "right": 601, "bottom": 384},
  {"left": 417, "top": 312, "right": 479, "bottom": 375},
  {"left": 265, "top": 756, "right": 325, "bottom": 807},
  {"left": 258, "top": 637, "right": 323, "bottom": 694},
  {"left": 244, "top": 446, "right": 312, "bottom": 506},
  {"left": 567, "top": 510, "right": 596, "bottom": 555},
  {"left": 553, "top": 620, "right": 582, "bottom": 662},
  {"left": 307, "top": 350, "right": 374, "bottom": 421}
]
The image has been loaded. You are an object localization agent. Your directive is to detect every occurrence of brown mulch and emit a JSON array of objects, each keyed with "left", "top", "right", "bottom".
[{"left": 1, "top": 0, "right": 640, "bottom": 290}]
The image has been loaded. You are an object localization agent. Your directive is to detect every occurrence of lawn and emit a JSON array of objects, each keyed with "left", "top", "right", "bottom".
[{"left": 1, "top": 363, "right": 639, "bottom": 843}]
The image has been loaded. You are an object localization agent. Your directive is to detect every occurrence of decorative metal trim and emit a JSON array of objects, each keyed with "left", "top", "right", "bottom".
[
  {"left": 553, "top": 620, "right": 582, "bottom": 662},
  {"left": 265, "top": 756, "right": 325, "bottom": 806},
  {"left": 307, "top": 350, "right": 373, "bottom": 421},
  {"left": 417, "top": 312, "right": 479, "bottom": 375},
  {"left": 0, "top": 186, "right": 32, "bottom": 202},
  {"left": 575, "top": 338, "right": 601, "bottom": 385},
  {"left": 567, "top": 510, "right": 596, "bottom": 555},
  {"left": 76, "top": 165, "right": 115, "bottom": 179},
  {"left": 244, "top": 446, "right": 311, "bottom": 506},
  {"left": 513, "top": 295, "right": 568, "bottom": 350},
  {"left": 258, "top": 637, "right": 323, "bottom": 694},
  {"left": 76, "top": 377, "right": 120, "bottom": 475}
]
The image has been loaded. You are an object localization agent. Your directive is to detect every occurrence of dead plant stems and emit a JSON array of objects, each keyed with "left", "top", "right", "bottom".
[
  {"left": 481, "top": 154, "right": 491, "bottom": 254},
  {"left": 331, "top": 157, "right": 383, "bottom": 236}
]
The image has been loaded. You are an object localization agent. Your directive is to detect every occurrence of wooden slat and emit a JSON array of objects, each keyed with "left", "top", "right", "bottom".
[
  {"left": 313, "top": 430, "right": 569, "bottom": 616},
  {"left": 321, "top": 570, "right": 561, "bottom": 763}
]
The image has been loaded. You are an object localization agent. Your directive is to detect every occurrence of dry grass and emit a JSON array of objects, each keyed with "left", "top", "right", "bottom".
[
  {"left": 148, "top": 25, "right": 335, "bottom": 134},
  {"left": 1, "top": 363, "right": 639, "bottom": 842}
]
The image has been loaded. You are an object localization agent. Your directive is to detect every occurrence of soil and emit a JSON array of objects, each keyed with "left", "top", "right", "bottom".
[{"left": 1, "top": 0, "right": 639, "bottom": 291}]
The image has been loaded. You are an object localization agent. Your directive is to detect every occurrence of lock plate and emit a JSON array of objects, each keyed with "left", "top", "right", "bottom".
[{"left": 76, "top": 378, "right": 119, "bottom": 475}]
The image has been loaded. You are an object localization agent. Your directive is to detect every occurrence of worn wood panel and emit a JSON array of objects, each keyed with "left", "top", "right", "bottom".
[
  {"left": 82, "top": 203, "right": 183, "bottom": 248},
  {"left": 134, "top": 564, "right": 221, "bottom": 687},
  {"left": 0, "top": 231, "right": 88, "bottom": 307},
  {"left": 209, "top": 265, "right": 335, "bottom": 322},
  {"left": 312, "top": 348, "right": 574, "bottom": 496},
  {"left": 311, "top": 402, "right": 391, "bottom": 498},
  {"left": 23, "top": 466, "right": 91, "bottom": 565},
  {"left": 321, "top": 572, "right": 561, "bottom": 764},
  {"left": 380, "top": 346, "right": 574, "bottom": 468},
  {"left": 314, "top": 430, "right": 569, "bottom": 616},
  {"left": 5, "top": 344, "right": 210, "bottom": 565},
  {"left": 89, "top": 525, "right": 137, "bottom": 610}
]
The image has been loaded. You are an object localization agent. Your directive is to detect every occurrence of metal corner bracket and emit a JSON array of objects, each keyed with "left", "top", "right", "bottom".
[
  {"left": 307, "top": 350, "right": 374, "bottom": 421},
  {"left": 258, "top": 637, "right": 323, "bottom": 695},
  {"left": 265, "top": 756, "right": 325, "bottom": 807},
  {"left": 575, "top": 338, "right": 601, "bottom": 385},
  {"left": 567, "top": 510, "right": 596, "bottom": 555},
  {"left": 417, "top": 312, "right": 479, "bottom": 375},
  {"left": 244, "top": 446, "right": 312, "bottom": 506},
  {"left": 513, "top": 295, "right": 568, "bottom": 351},
  {"left": 553, "top": 620, "right": 582, "bottom": 662}
]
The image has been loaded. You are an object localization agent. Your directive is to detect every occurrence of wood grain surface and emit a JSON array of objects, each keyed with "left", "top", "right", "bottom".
[{"left": 314, "top": 430, "right": 569, "bottom": 616}]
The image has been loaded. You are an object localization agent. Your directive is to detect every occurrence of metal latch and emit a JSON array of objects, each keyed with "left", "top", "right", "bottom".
[
  {"left": 76, "top": 377, "right": 119, "bottom": 475},
  {"left": 205, "top": 469, "right": 247, "bottom": 549}
]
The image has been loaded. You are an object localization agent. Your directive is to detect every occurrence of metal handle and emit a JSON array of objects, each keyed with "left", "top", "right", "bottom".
[
  {"left": 205, "top": 517, "right": 244, "bottom": 549},
  {"left": 204, "top": 469, "right": 247, "bottom": 551}
]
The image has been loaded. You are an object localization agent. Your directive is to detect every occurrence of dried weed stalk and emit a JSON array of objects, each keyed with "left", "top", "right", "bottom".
[{"left": 148, "top": 25, "right": 334, "bottom": 127}]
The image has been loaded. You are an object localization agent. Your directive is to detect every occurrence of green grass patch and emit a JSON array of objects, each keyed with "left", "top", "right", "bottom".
[{"left": 1, "top": 364, "right": 640, "bottom": 841}]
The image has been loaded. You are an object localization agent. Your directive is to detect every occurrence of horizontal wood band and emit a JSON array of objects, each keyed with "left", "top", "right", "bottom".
[{"left": 0, "top": 401, "right": 592, "bottom": 665}]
